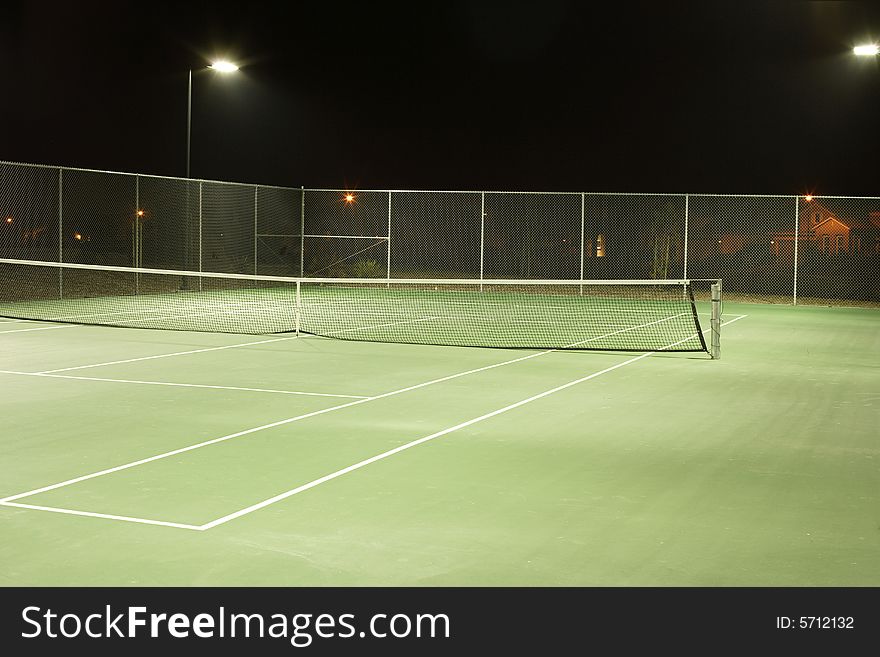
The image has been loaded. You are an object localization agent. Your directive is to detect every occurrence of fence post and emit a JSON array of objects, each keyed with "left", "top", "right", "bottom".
[
  {"left": 135, "top": 175, "right": 140, "bottom": 294},
  {"left": 300, "top": 187, "right": 305, "bottom": 277},
  {"left": 295, "top": 281, "right": 301, "bottom": 336},
  {"left": 683, "top": 194, "right": 689, "bottom": 280},
  {"left": 579, "top": 192, "right": 585, "bottom": 294},
  {"left": 198, "top": 181, "right": 203, "bottom": 291},
  {"left": 58, "top": 168, "right": 63, "bottom": 299},
  {"left": 793, "top": 196, "right": 799, "bottom": 305},
  {"left": 254, "top": 186, "right": 259, "bottom": 277},
  {"left": 480, "top": 192, "right": 485, "bottom": 291},
  {"left": 387, "top": 190, "right": 392, "bottom": 284}
]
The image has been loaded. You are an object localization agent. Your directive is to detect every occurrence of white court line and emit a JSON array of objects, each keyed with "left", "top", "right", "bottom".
[
  {"left": 198, "top": 315, "right": 749, "bottom": 530},
  {"left": 36, "top": 335, "right": 299, "bottom": 374},
  {"left": 0, "top": 324, "right": 76, "bottom": 334},
  {"left": 0, "top": 315, "right": 672, "bottom": 506},
  {"left": 199, "top": 357, "right": 652, "bottom": 528},
  {"left": 0, "top": 314, "right": 742, "bottom": 527},
  {"left": 0, "top": 348, "right": 576, "bottom": 505},
  {"left": 0, "top": 501, "right": 202, "bottom": 531},
  {"left": 0, "top": 370, "right": 368, "bottom": 399}
]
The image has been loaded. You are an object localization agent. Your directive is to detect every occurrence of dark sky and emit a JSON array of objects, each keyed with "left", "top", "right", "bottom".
[{"left": 2, "top": 0, "right": 879, "bottom": 194}]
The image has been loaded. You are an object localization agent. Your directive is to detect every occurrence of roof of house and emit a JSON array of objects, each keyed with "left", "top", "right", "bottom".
[
  {"left": 813, "top": 216, "right": 880, "bottom": 231},
  {"left": 806, "top": 201, "right": 880, "bottom": 230}
]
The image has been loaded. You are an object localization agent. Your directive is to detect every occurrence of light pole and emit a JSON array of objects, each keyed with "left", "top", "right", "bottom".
[
  {"left": 186, "top": 60, "right": 240, "bottom": 178},
  {"left": 182, "top": 60, "right": 239, "bottom": 288}
]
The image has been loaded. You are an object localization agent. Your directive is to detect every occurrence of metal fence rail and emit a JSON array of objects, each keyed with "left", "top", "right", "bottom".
[{"left": 1, "top": 160, "right": 878, "bottom": 306}]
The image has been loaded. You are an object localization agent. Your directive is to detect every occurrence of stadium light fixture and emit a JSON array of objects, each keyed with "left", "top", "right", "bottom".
[
  {"left": 853, "top": 44, "right": 879, "bottom": 56},
  {"left": 187, "top": 60, "right": 241, "bottom": 177},
  {"left": 209, "top": 60, "right": 240, "bottom": 73}
]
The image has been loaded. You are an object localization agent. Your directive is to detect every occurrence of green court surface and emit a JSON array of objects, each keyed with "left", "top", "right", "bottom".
[{"left": 0, "top": 302, "right": 877, "bottom": 586}]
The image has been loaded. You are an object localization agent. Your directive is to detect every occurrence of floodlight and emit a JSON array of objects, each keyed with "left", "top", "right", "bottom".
[
  {"left": 853, "top": 44, "right": 879, "bottom": 56},
  {"left": 209, "top": 60, "right": 240, "bottom": 73}
]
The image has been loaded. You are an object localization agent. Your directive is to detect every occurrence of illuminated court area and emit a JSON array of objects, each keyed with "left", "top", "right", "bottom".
[{"left": 1, "top": 300, "right": 877, "bottom": 586}]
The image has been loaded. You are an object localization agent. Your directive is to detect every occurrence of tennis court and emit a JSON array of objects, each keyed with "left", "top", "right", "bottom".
[{"left": 2, "top": 296, "right": 878, "bottom": 586}]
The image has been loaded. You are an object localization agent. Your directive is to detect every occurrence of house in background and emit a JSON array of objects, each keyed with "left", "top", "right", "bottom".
[{"left": 771, "top": 201, "right": 880, "bottom": 257}]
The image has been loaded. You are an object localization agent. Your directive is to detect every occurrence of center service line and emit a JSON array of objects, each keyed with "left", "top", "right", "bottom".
[{"left": 199, "top": 315, "right": 748, "bottom": 530}]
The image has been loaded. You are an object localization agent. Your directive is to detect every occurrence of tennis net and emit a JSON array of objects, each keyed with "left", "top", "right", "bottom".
[{"left": 0, "top": 258, "right": 711, "bottom": 352}]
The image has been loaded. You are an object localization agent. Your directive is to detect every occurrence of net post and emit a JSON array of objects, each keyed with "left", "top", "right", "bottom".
[
  {"left": 710, "top": 280, "right": 722, "bottom": 360},
  {"left": 295, "top": 280, "right": 302, "bottom": 336}
]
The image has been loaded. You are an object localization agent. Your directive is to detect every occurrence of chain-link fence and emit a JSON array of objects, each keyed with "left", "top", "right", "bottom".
[{"left": 1, "top": 160, "right": 878, "bottom": 306}]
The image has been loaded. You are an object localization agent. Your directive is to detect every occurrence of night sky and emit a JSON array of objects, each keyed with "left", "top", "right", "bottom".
[{"left": 2, "top": 0, "right": 879, "bottom": 195}]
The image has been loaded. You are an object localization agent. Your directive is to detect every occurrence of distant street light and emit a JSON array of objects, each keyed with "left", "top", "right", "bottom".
[
  {"left": 853, "top": 44, "right": 879, "bottom": 57},
  {"left": 187, "top": 60, "right": 241, "bottom": 178}
]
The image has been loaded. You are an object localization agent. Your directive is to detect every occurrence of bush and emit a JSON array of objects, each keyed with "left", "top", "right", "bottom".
[{"left": 353, "top": 259, "right": 383, "bottom": 278}]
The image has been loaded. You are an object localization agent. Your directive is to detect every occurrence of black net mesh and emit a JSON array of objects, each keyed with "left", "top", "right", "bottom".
[
  {"left": 584, "top": 194, "right": 687, "bottom": 281},
  {"left": 0, "top": 259, "right": 707, "bottom": 352},
  {"left": 200, "top": 181, "right": 256, "bottom": 275},
  {"left": 0, "top": 260, "right": 294, "bottom": 334},
  {"left": 389, "top": 191, "right": 482, "bottom": 278},
  {"left": 301, "top": 189, "right": 389, "bottom": 278},
  {"left": 255, "top": 186, "right": 302, "bottom": 277},
  {"left": 1, "top": 161, "right": 876, "bottom": 310},
  {"left": 136, "top": 175, "right": 200, "bottom": 271},
  {"left": 686, "top": 195, "right": 793, "bottom": 303},
  {"left": 300, "top": 280, "right": 706, "bottom": 351},
  {"left": 483, "top": 192, "right": 581, "bottom": 279},
  {"left": 796, "top": 196, "right": 880, "bottom": 306},
  {"left": 60, "top": 169, "right": 136, "bottom": 267},
  {"left": 0, "top": 164, "right": 60, "bottom": 264}
]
